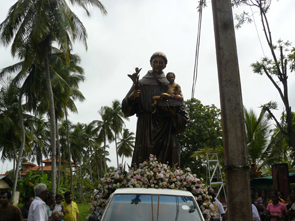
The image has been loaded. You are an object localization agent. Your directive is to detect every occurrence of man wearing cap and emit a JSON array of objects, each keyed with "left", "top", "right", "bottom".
[
  {"left": 122, "top": 52, "right": 189, "bottom": 167},
  {"left": 28, "top": 183, "right": 59, "bottom": 221}
]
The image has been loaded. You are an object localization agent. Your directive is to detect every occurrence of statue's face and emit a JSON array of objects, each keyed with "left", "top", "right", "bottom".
[
  {"left": 151, "top": 56, "right": 166, "bottom": 74},
  {"left": 167, "top": 73, "right": 175, "bottom": 83}
]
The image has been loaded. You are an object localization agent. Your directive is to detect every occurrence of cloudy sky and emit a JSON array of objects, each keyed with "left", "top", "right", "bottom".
[{"left": 0, "top": 0, "right": 294, "bottom": 172}]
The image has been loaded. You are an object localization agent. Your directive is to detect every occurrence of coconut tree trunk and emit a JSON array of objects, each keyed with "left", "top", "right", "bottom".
[
  {"left": 103, "top": 137, "right": 106, "bottom": 173},
  {"left": 121, "top": 155, "right": 124, "bottom": 165},
  {"left": 94, "top": 148, "right": 100, "bottom": 180},
  {"left": 44, "top": 36, "right": 57, "bottom": 194},
  {"left": 56, "top": 118, "right": 61, "bottom": 194},
  {"left": 41, "top": 153, "right": 44, "bottom": 176},
  {"left": 79, "top": 165, "right": 82, "bottom": 201},
  {"left": 88, "top": 157, "right": 93, "bottom": 182},
  {"left": 88, "top": 146, "right": 93, "bottom": 182},
  {"left": 11, "top": 135, "right": 16, "bottom": 179},
  {"left": 65, "top": 112, "right": 73, "bottom": 192},
  {"left": 115, "top": 133, "right": 119, "bottom": 168},
  {"left": 100, "top": 151, "right": 102, "bottom": 178},
  {"left": 74, "top": 160, "right": 78, "bottom": 196},
  {"left": 12, "top": 89, "right": 25, "bottom": 202},
  {"left": 96, "top": 161, "right": 100, "bottom": 180}
]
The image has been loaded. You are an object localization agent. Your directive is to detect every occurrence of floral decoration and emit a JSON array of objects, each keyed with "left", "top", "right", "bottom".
[{"left": 88, "top": 155, "right": 218, "bottom": 221}]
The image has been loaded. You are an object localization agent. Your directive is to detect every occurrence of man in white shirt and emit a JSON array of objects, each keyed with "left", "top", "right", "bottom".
[
  {"left": 252, "top": 204, "right": 261, "bottom": 221},
  {"left": 209, "top": 188, "right": 225, "bottom": 221},
  {"left": 28, "top": 183, "right": 59, "bottom": 221}
]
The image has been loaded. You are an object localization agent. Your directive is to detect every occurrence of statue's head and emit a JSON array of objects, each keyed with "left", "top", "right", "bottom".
[
  {"left": 150, "top": 52, "right": 167, "bottom": 74},
  {"left": 166, "top": 72, "right": 175, "bottom": 83},
  {"left": 150, "top": 52, "right": 168, "bottom": 65}
]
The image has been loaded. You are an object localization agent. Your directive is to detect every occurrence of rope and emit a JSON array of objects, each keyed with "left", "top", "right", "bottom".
[{"left": 191, "top": 0, "right": 204, "bottom": 99}]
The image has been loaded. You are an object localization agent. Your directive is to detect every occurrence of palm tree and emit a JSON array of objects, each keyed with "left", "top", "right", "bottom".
[
  {"left": 0, "top": 84, "right": 21, "bottom": 177},
  {"left": 58, "top": 120, "right": 74, "bottom": 191},
  {"left": 70, "top": 123, "right": 87, "bottom": 172},
  {"left": 92, "top": 140, "right": 102, "bottom": 179},
  {"left": 0, "top": 83, "right": 38, "bottom": 198},
  {"left": 26, "top": 116, "right": 50, "bottom": 175},
  {"left": 97, "top": 106, "right": 114, "bottom": 173},
  {"left": 191, "top": 108, "right": 285, "bottom": 179},
  {"left": 70, "top": 122, "right": 88, "bottom": 199},
  {"left": 244, "top": 108, "right": 271, "bottom": 177},
  {"left": 35, "top": 49, "right": 85, "bottom": 193},
  {"left": 104, "top": 100, "right": 128, "bottom": 167},
  {"left": 0, "top": 48, "right": 85, "bottom": 193},
  {"left": 0, "top": 0, "right": 106, "bottom": 194},
  {"left": 117, "top": 129, "right": 134, "bottom": 165},
  {"left": 84, "top": 121, "right": 99, "bottom": 182}
]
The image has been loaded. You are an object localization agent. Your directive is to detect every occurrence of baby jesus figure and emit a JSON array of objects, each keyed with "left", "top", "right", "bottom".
[{"left": 152, "top": 72, "right": 183, "bottom": 114}]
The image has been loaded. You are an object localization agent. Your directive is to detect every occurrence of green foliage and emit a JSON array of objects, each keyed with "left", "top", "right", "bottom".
[
  {"left": 244, "top": 108, "right": 271, "bottom": 167},
  {"left": 289, "top": 47, "right": 295, "bottom": 72},
  {"left": 18, "top": 170, "right": 49, "bottom": 202},
  {"left": 232, "top": 0, "right": 271, "bottom": 28},
  {"left": 4, "top": 169, "right": 15, "bottom": 180},
  {"left": 233, "top": 0, "right": 295, "bottom": 154},
  {"left": 178, "top": 98, "right": 222, "bottom": 176},
  {"left": 77, "top": 203, "right": 92, "bottom": 221},
  {"left": 234, "top": 11, "right": 252, "bottom": 29},
  {"left": 117, "top": 128, "right": 134, "bottom": 163},
  {"left": 76, "top": 179, "right": 101, "bottom": 203},
  {"left": 273, "top": 112, "right": 295, "bottom": 156}
]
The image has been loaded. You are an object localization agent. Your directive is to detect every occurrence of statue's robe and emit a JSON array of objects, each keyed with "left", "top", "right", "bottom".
[{"left": 122, "top": 71, "right": 189, "bottom": 167}]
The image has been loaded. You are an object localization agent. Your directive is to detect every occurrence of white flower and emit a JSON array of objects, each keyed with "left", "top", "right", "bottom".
[{"left": 185, "top": 167, "right": 191, "bottom": 172}]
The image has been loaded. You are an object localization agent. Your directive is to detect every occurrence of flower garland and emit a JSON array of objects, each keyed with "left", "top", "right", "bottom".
[{"left": 89, "top": 155, "right": 218, "bottom": 221}]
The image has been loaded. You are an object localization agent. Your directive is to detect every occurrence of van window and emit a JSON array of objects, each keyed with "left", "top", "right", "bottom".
[{"left": 103, "top": 194, "right": 203, "bottom": 221}]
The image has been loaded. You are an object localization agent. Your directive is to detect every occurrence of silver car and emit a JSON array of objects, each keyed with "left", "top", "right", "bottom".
[{"left": 100, "top": 188, "right": 205, "bottom": 221}]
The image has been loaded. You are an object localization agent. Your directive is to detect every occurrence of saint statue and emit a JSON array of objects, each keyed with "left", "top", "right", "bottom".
[{"left": 122, "top": 52, "right": 189, "bottom": 167}]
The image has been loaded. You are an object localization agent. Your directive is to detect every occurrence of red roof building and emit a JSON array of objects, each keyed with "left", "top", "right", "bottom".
[{"left": 21, "top": 159, "right": 77, "bottom": 176}]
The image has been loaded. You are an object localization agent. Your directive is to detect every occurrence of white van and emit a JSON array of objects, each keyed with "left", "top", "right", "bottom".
[{"left": 100, "top": 188, "right": 205, "bottom": 221}]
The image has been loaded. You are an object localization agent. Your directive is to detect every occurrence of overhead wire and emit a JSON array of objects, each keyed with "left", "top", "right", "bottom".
[
  {"left": 191, "top": 0, "right": 204, "bottom": 100},
  {"left": 190, "top": 3, "right": 265, "bottom": 101},
  {"left": 250, "top": 6, "right": 266, "bottom": 57}
]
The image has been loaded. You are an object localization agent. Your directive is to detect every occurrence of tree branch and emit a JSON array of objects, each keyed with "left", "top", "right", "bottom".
[
  {"left": 259, "top": 1, "right": 282, "bottom": 77},
  {"left": 262, "top": 66, "right": 285, "bottom": 101},
  {"left": 264, "top": 107, "right": 288, "bottom": 135}
]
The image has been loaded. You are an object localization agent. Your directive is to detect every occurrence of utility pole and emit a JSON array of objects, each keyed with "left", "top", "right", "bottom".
[{"left": 211, "top": 0, "right": 252, "bottom": 220}]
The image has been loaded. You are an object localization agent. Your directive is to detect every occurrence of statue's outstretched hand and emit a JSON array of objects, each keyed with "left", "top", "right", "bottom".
[{"left": 129, "top": 90, "right": 140, "bottom": 101}]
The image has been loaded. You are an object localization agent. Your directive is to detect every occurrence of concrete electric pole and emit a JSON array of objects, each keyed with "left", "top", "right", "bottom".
[{"left": 211, "top": 0, "right": 252, "bottom": 220}]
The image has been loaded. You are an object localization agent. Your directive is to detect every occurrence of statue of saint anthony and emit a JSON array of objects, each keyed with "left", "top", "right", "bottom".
[{"left": 122, "top": 52, "right": 189, "bottom": 167}]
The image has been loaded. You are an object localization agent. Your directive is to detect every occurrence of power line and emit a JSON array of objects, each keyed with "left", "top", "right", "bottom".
[
  {"left": 191, "top": 0, "right": 204, "bottom": 99},
  {"left": 250, "top": 6, "right": 266, "bottom": 57}
]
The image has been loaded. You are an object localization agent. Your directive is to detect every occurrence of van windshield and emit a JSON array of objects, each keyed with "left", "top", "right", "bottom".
[{"left": 103, "top": 194, "right": 203, "bottom": 221}]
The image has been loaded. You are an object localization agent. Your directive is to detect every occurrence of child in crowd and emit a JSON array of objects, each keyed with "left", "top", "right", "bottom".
[{"left": 53, "top": 194, "right": 64, "bottom": 216}]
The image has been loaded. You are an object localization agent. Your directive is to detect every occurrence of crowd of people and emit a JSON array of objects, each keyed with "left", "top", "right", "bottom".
[
  {"left": 252, "top": 188, "right": 295, "bottom": 221},
  {"left": 0, "top": 183, "right": 79, "bottom": 221},
  {"left": 2, "top": 182, "right": 295, "bottom": 221}
]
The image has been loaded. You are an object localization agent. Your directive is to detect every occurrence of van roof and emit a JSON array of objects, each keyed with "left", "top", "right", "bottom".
[{"left": 113, "top": 188, "right": 195, "bottom": 197}]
